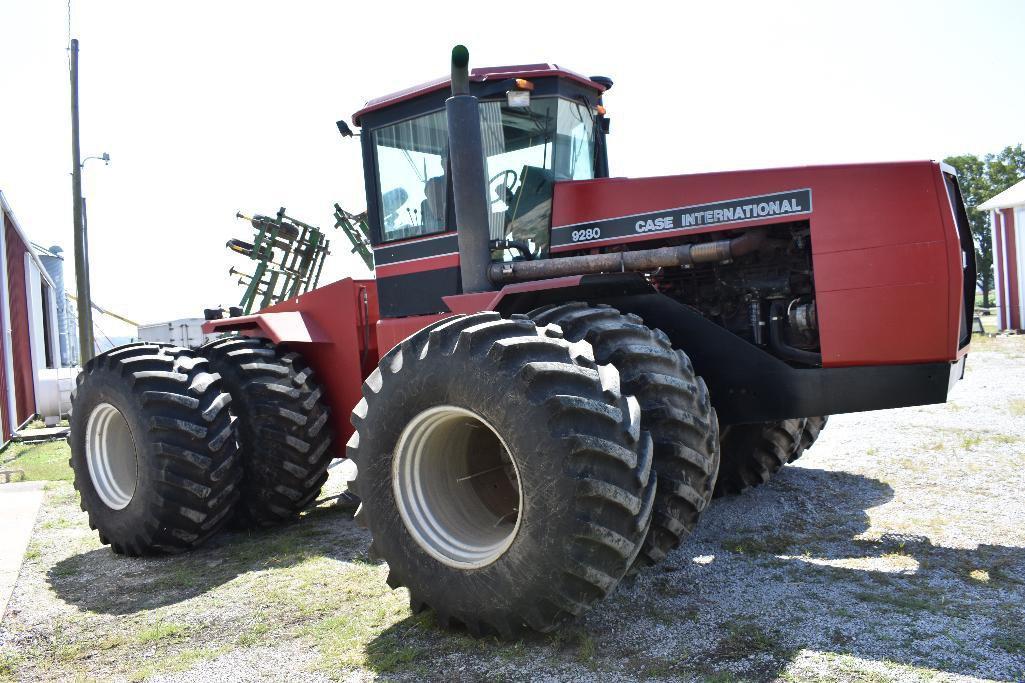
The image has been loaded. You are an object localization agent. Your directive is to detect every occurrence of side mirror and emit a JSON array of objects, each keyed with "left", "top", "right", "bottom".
[{"left": 336, "top": 120, "right": 355, "bottom": 138}]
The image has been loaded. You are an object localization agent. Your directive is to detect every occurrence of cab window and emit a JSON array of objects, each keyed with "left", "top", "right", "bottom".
[
  {"left": 372, "top": 98, "right": 596, "bottom": 250},
  {"left": 374, "top": 110, "right": 448, "bottom": 242},
  {"left": 480, "top": 97, "right": 595, "bottom": 257}
]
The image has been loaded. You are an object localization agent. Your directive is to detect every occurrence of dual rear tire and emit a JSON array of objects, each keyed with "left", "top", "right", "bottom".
[
  {"left": 350, "top": 308, "right": 721, "bottom": 636},
  {"left": 348, "top": 313, "right": 657, "bottom": 636},
  {"left": 528, "top": 303, "right": 720, "bottom": 568},
  {"left": 714, "top": 416, "right": 829, "bottom": 497}
]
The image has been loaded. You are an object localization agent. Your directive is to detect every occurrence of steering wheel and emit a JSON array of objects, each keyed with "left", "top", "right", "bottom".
[{"left": 489, "top": 169, "right": 518, "bottom": 206}]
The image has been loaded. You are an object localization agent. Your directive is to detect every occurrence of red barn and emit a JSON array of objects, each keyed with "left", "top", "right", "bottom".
[
  {"left": 0, "top": 191, "right": 63, "bottom": 443},
  {"left": 981, "top": 179, "right": 1025, "bottom": 332}
]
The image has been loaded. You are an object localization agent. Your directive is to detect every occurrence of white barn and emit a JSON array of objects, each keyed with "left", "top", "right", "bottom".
[{"left": 980, "top": 178, "right": 1025, "bottom": 332}]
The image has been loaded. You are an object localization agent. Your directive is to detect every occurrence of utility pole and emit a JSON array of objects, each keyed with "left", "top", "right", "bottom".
[{"left": 69, "top": 38, "right": 95, "bottom": 362}]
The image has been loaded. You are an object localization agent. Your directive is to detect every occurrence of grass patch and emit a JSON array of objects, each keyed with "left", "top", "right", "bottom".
[
  {"left": 807, "top": 653, "right": 914, "bottom": 682},
  {"left": 130, "top": 646, "right": 227, "bottom": 681},
  {"left": 642, "top": 659, "right": 673, "bottom": 677},
  {"left": 715, "top": 618, "right": 780, "bottom": 660},
  {"left": 853, "top": 590, "right": 941, "bottom": 614},
  {"left": 699, "top": 673, "right": 735, "bottom": 683},
  {"left": 2, "top": 440, "right": 72, "bottom": 481},
  {"left": 575, "top": 631, "right": 597, "bottom": 666},
  {"left": 137, "top": 622, "right": 191, "bottom": 644},
  {"left": 237, "top": 621, "right": 272, "bottom": 648},
  {"left": 969, "top": 334, "right": 1025, "bottom": 356},
  {"left": 969, "top": 569, "right": 990, "bottom": 583},
  {"left": 0, "top": 652, "right": 21, "bottom": 680},
  {"left": 95, "top": 634, "right": 128, "bottom": 651},
  {"left": 992, "top": 433, "right": 1021, "bottom": 445},
  {"left": 311, "top": 606, "right": 425, "bottom": 674},
  {"left": 301, "top": 563, "right": 431, "bottom": 676},
  {"left": 986, "top": 563, "right": 1025, "bottom": 589},
  {"left": 723, "top": 532, "right": 798, "bottom": 555},
  {"left": 1009, "top": 399, "right": 1025, "bottom": 417},
  {"left": 993, "top": 631, "right": 1025, "bottom": 655},
  {"left": 43, "top": 482, "right": 80, "bottom": 504},
  {"left": 960, "top": 433, "right": 984, "bottom": 450}
]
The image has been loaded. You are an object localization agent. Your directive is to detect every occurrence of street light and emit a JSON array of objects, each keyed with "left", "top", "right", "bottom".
[
  {"left": 81, "top": 152, "right": 110, "bottom": 168},
  {"left": 72, "top": 145, "right": 110, "bottom": 362}
]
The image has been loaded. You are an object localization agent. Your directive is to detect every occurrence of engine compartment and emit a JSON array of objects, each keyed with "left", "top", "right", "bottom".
[{"left": 650, "top": 222, "right": 820, "bottom": 363}]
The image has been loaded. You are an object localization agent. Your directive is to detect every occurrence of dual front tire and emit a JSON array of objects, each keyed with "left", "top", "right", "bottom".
[
  {"left": 70, "top": 338, "right": 334, "bottom": 556},
  {"left": 70, "top": 344, "right": 241, "bottom": 555},
  {"left": 201, "top": 337, "right": 334, "bottom": 527}
]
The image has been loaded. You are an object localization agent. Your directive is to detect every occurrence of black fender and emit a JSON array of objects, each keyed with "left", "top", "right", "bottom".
[{"left": 495, "top": 273, "right": 958, "bottom": 424}]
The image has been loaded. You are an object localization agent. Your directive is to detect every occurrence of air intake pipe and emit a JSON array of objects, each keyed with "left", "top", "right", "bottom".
[
  {"left": 488, "top": 230, "right": 767, "bottom": 285},
  {"left": 446, "top": 45, "right": 494, "bottom": 293}
]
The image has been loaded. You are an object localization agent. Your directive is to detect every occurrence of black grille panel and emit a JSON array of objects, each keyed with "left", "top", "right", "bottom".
[{"left": 943, "top": 172, "right": 976, "bottom": 349}]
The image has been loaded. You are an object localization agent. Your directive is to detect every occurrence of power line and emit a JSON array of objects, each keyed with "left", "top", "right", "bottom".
[
  {"left": 65, "top": 294, "right": 139, "bottom": 327},
  {"left": 66, "top": 0, "right": 72, "bottom": 70},
  {"left": 93, "top": 319, "right": 115, "bottom": 352}
]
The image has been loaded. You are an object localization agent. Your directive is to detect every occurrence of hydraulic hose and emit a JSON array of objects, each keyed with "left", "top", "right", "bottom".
[{"left": 767, "top": 300, "right": 822, "bottom": 366}]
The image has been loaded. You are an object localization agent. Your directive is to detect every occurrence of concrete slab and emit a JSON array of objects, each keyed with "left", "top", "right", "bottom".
[
  {"left": 0, "top": 481, "right": 44, "bottom": 621},
  {"left": 12, "top": 426, "right": 69, "bottom": 442}
]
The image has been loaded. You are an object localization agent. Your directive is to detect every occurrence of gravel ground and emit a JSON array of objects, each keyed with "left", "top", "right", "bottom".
[{"left": 1, "top": 335, "right": 1023, "bottom": 682}]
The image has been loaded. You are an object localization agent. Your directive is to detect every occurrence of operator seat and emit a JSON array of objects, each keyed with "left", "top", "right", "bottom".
[
  {"left": 421, "top": 175, "right": 446, "bottom": 233},
  {"left": 505, "top": 165, "right": 555, "bottom": 254}
]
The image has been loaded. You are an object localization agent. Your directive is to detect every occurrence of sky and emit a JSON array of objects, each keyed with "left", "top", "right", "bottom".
[{"left": 0, "top": 0, "right": 1023, "bottom": 325}]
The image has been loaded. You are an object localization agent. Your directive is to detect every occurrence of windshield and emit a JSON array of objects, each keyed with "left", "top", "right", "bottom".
[
  {"left": 480, "top": 97, "right": 595, "bottom": 256},
  {"left": 372, "top": 97, "right": 596, "bottom": 248}
]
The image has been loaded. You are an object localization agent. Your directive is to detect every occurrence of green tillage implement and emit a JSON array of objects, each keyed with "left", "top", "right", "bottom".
[
  {"left": 333, "top": 203, "right": 374, "bottom": 270},
  {"left": 229, "top": 207, "right": 333, "bottom": 314}
]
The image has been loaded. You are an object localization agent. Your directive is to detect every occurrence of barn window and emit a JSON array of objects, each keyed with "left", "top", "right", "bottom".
[{"left": 40, "top": 281, "right": 55, "bottom": 369}]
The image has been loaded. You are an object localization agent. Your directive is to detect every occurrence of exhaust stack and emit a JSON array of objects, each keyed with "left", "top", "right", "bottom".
[
  {"left": 445, "top": 45, "right": 494, "bottom": 293},
  {"left": 488, "top": 231, "right": 768, "bottom": 285}
]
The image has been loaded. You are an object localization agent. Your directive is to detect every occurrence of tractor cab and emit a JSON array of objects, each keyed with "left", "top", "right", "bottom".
[{"left": 350, "top": 66, "right": 610, "bottom": 316}]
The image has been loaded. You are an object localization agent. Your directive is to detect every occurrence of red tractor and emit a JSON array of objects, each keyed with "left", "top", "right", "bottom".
[{"left": 69, "top": 46, "right": 973, "bottom": 637}]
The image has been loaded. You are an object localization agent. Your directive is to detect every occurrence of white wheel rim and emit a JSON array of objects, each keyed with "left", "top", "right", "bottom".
[
  {"left": 393, "top": 405, "right": 522, "bottom": 569},
  {"left": 85, "top": 402, "right": 139, "bottom": 510}
]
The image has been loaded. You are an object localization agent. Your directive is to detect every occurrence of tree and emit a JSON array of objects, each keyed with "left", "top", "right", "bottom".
[
  {"left": 987, "top": 144, "right": 1025, "bottom": 192},
  {"left": 944, "top": 144, "right": 1025, "bottom": 309},
  {"left": 945, "top": 153, "right": 993, "bottom": 307}
]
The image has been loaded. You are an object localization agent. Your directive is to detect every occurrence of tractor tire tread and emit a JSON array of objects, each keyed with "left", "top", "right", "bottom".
[
  {"left": 69, "top": 343, "right": 240, "bottom": 555},
  {"left": 349, "top": 312, "right": 654, "bottom": 637},
  {"left": 530, "top": 303, "right": 719, "bottom": 570},
  {"left": 714, "top": 418, "right": 806, "bottom": 497},
  {"left": 792, "top": 416, "right": 829, "bottom": 462},
  {"left": 200, "top": 336, "right": 333, "bottom": 528}
]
